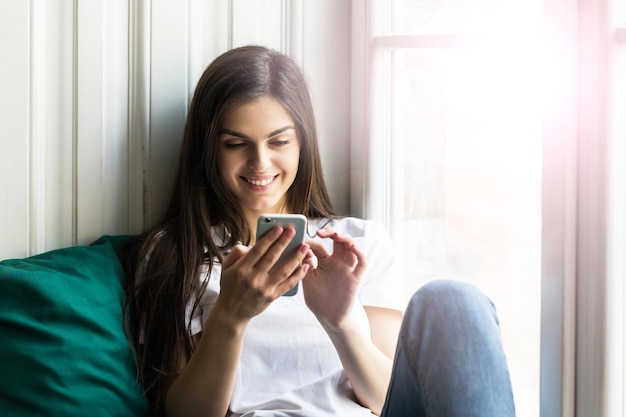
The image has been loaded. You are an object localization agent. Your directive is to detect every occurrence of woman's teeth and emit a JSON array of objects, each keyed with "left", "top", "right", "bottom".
[{"left": 246, "top": 177, "right": 274, "bottom": 186}]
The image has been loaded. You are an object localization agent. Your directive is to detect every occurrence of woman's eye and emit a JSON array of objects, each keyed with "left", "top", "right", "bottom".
[
  {"left": 224, "top": 142, "right": 246, "bottom": 149},
  {"left": 270, "top": 139, "right": 290, "bottom": 147}
]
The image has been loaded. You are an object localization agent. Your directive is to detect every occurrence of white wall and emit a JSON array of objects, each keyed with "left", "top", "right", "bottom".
[{"left": 0, "top": 0, "right": 351, "bottom": 260}]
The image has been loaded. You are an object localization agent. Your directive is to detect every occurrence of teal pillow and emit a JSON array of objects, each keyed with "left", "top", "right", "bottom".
[{"left": 0, "top": 235, "right": 149, "bottom": 416}]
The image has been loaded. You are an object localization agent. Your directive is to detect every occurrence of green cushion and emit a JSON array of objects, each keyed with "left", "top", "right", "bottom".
[{"left": 0, "top": 235, "right": 149, "bottom": 416}]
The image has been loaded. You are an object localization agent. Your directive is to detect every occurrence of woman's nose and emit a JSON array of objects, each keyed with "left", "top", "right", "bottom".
[{"left": 247, "top": 147, "right": 272, "bottom": 172}]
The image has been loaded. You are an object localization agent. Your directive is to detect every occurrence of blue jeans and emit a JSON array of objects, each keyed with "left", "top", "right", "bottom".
[{"left": 380, "top": 280, "right": 516, "bottom": 417}]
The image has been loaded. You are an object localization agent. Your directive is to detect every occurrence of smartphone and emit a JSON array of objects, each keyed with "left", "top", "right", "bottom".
[{"left": 256, "top": 213, "right": 307, "bottom": 296}]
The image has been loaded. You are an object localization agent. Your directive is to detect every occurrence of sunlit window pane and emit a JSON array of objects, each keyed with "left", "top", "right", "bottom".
[
  {"left": 385, "top": 45, "right": 542, "bottom": 417},
  {"left": 365, "top": 2, "right": 544, "bottom": 415},
  {"left": 392, "top": 0, "right": 542, "bottom": 34}
]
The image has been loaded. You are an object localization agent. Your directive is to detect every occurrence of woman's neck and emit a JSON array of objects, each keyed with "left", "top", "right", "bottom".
[{"left": 246, "top": 213, "right": 259, "bottom": 243}]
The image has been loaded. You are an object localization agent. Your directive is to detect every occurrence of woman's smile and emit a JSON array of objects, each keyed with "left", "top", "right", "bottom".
[{"left": 241, "top": 175, "right": 279, "bottom": 189}]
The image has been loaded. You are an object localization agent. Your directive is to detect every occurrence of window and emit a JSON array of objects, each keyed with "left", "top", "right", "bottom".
[
  {"left": 352, "top": 1, "right": 544, "bottom": 416},
  {"left": 352, "top": 1, "right": 626, "bottom": 416}
]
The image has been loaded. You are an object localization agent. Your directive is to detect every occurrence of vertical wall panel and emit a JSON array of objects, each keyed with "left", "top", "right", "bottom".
[
  {"left": 284, "top": 0, "right": 304, "bottom": 65},
  {"left": 147, "top": 0, "right": 190, "bottom": 227},
  {"left": 41, "top": 0, "right": 74, "bottom": 251},
  {"left": 74, "top": 2, "right": 103, "bottom": 245},
  {"left": 28, "top": 0, "right": 47, "bottom": 255},
  {"left": 232, "top": 0, "right": 283, "bottom": 49},
  {"left": 128, "top": 0, "right": 151, "bottom": 234},
  {"left": 0, "top": 0, "right": 75, "bottom": 258},
  {"left": 188, "top": 0, "right": 231, "bottom": 92},
  {"left": 75, "top": 1, "right": 105, "bottom": 244},
  {"left": 303, "top": 0, "right": 352, "bottom": 214},
  {"left": 101, "top": 0, "right": 130, "bottom": 237},
  {"left": 75, "top": 0, "right": 131, "bottom": 246},
  {"left": 0, "top": 0, "right": 29, "bottom": 258}
]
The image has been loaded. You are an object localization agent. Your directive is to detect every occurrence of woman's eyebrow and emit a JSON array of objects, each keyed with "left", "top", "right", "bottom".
[
  {"left": 266, "top": 126, "right": 295, "bottom": 138},
  {"left": 219, "top": 126, "right": 295, "bottom": 139}
]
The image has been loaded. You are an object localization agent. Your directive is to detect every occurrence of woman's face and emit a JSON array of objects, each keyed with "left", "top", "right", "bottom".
[{"left": 218, "top": 96, "right": 301, "bottom": 221}]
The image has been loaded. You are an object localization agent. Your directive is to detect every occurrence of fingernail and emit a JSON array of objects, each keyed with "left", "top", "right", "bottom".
[
  {"left": 300, "top": 244, "right": 310, "bottom": 254},
  {"left": 301, "top": 264, "right": 310, "bottom": 273}
]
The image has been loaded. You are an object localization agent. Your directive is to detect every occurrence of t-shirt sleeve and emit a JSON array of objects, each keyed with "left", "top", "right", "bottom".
[{"left": 357, "top": 220, "right": 407, "bottom": 311}]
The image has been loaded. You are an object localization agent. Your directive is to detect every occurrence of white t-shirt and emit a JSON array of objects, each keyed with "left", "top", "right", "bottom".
[{"left": 188, "top": 217, "right": 405, "bottom": 417}]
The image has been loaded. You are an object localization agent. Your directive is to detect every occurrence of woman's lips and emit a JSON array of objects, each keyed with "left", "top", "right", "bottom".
[{"left": 241, "top": 175, "right": 278, "bottom": 188}]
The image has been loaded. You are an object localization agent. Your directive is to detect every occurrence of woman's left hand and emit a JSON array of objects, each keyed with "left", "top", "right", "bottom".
[{"left": 302, "top": 227, "right": 367, "bottom": 331}]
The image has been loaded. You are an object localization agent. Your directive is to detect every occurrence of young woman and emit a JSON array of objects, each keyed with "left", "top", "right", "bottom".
[{"left": 120, "top": 45, "right": 516, "bottom": 417}]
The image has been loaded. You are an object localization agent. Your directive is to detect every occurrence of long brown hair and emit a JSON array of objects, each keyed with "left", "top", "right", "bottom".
[{"left": 119, "top": 45, "right": 340, "bottom": 415}]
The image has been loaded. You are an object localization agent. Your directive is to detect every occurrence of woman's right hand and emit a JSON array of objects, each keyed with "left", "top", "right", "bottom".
[
  {"left": 214, "top": 226, "right": 312, "bottom": 322},
  {"left": 166, "top": 226, "right": 310, "bottom": 417}
]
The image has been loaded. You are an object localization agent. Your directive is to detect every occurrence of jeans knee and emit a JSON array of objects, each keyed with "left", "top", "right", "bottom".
[
  {"left": 393, "top": 281, "right": 515, "bottom": 417},
  {"left": 406, "top": 279, "right": 499, "bottom": 329}
]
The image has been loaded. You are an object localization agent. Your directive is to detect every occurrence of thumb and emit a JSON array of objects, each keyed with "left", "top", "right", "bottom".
[{"left": 222, "top": 244, "right": 250, "bottom": 269}]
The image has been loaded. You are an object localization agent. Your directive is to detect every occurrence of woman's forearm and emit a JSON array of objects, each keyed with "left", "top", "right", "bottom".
[
  {"left": 322, "top": 319, "right": 394, "bottom": 416},
  {"left": 165, "top": 304, "right": 248, "bottom": 417}
]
